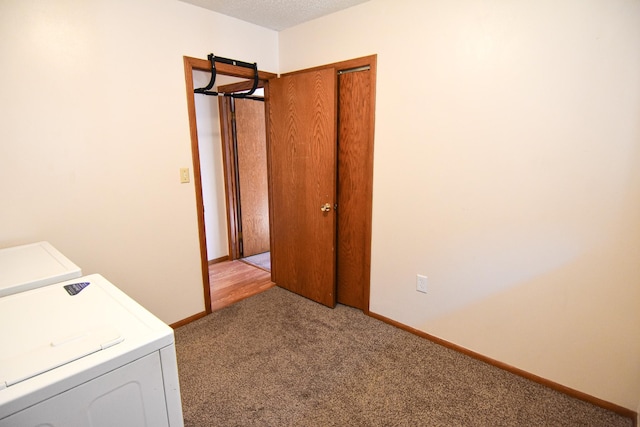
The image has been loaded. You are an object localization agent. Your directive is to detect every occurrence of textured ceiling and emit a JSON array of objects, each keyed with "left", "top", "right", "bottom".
[{"left": 179, "top": 0, "right": 370, "bottom": 31}]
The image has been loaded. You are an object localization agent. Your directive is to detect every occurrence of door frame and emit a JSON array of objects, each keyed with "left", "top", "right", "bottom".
[
  {"left": 183, "top": 56, "right": 276, "bottom": 314},
  {"left": 184, "top": 54, "right": 375, "bottom": 315}
]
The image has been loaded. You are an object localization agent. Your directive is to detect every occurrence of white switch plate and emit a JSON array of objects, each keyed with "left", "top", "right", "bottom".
[
  {"left": 180, "top": 168, "right": 190, "bottom": 183},
  {"left": 416, "top": 274, "right": 428, "bottom": 293}
]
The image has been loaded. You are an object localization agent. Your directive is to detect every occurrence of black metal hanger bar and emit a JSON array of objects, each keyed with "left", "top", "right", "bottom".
[{"left": 194, "top": 54, "right": 263, "bottom": 100}]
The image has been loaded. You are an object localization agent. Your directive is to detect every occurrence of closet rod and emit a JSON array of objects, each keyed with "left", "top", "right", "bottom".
[{"left": 338, "top": 65, "right": 371, "bottom": 75}]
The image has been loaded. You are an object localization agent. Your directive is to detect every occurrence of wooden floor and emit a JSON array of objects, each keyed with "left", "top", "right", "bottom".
[{"left": 209, "top": 260, "right": 275, "bottom": 311}]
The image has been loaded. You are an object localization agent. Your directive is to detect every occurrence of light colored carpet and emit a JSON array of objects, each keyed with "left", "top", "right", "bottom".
[
  {"left": 174, "top": 286, "right": 632, "bottom": 427},
  {"left": 241, "top": 251, "right": 270, "bottom": 271}
]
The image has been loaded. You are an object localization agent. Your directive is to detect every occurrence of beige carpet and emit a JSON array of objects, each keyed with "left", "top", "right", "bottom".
[
  {"left": 241, "top": 251, "right": 271, "bottom": 271},
  {"left": 174, "top": 286, "right": 632, "bottom": 427}
]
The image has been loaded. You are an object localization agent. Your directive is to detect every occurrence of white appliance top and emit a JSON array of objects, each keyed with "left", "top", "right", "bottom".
[
  {"left": 0, "top": 274, "right": 175, "bottom": 418},
  {"left": 0, "top": 241, "right": 82, "bottom": 297}
]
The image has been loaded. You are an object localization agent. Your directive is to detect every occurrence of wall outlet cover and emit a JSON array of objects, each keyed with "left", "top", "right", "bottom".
[{"left": 417, "top": 274, "right": 428, "bottom": 293}]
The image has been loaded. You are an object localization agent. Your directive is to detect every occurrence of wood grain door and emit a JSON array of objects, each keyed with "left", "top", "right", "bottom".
[
  {"left": 267, "top": 68, "right": 337, "bottom": 307},
  {"left": 235, "top": 98, "right": 270, "bottom": 257},
  {"left": 336, "top": 68, "right": 373, "bottom": 309}
]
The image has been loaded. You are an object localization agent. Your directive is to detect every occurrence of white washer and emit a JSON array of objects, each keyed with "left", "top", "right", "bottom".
[
  {"left": 0, "top": 274, "right": 184, "bottom": 427},
  {"left": 0, "top": 241, "right": 82, "bottom": 297}
]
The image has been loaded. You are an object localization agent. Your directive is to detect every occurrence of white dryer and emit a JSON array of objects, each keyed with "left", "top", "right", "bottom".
[
  {"left": 0, "top": 274, "right": 184, "bottom": 426},
  {"left": 0, "top": 241, "right": 81, "bottom": 297}
]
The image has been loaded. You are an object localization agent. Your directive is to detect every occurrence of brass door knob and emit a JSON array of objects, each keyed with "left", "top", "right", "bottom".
[{"left": 320, "top": 203, "right": 331, "bottom": 212}]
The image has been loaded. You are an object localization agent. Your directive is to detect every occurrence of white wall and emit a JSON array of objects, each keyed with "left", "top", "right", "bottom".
[
  {"left": 280, "top": 0, "right": 640, "bottom": 412},
  {"left": 193, "top": 70, "right": 229, "bottom": 261},
  {"left": 0, "top": 0, "right": 278, "bottom": 324}
]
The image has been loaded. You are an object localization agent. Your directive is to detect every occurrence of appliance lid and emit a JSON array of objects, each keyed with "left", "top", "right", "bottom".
[
  {"left": 0, "top": 274, "right": 172, "bottom": 394},
  {"left": 0, "top": 241, "right": 82, "bottom": 297},
  {"left": 0, "top": 326, "right": 123, "bottom": 390},
  {"left": 0, "top": 274, "right": 175, "bottom": 418}
]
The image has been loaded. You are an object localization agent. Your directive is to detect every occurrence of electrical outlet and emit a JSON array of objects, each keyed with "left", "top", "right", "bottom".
[
  {"left": 180, "top": 168, "right": 190, "bottom": 183},
  {"left": 416, "top": 274, "right": 428, "bottom": 293}
]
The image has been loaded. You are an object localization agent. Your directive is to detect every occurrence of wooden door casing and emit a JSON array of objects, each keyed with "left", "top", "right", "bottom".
[
  {"left": 267, "top": 68, "right": 338, "bottom": 308},
  {"left": 183, "top": 55, "right": 276, "bottom": 314}
]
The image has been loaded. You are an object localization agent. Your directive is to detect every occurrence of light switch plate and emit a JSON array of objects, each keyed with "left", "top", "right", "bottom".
[{"left": 180, "top": 168, "right": 190, "bottom": 183}]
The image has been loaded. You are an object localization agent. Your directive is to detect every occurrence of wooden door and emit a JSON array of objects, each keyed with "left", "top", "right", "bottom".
[
  {"left": 235, "top": 98, "right": 270, "bottom": 257},
  {"left": 267, "top": 68, "right": 337, "bottom": 307},
  {"left": 336, "top": 68, "right": 373, "bottom": 309}
]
